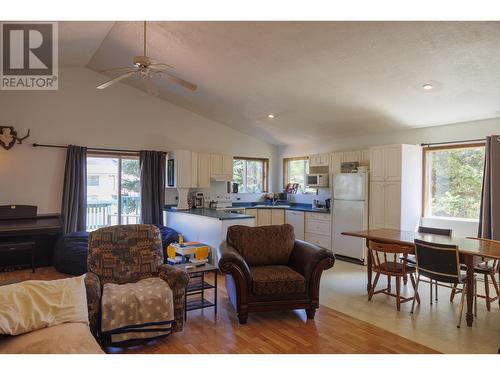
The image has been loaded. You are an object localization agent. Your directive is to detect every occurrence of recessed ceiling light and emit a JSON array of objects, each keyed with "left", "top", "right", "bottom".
[
  {"left": 267, "top": 114, "right": 275, "bottom": 119},
  {"left": 422, "top": 83, "right": 434, "bottom": 90}
]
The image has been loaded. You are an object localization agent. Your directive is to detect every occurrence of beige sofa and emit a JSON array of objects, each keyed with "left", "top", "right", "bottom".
[{"left": 0, "top": 322, "right": 103, "bottom": 354}]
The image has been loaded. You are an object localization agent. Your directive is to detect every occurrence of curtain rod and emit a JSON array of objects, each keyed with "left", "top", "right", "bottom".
[
  {"left": 32, "top": 143, "right": 141, "bottom": 153},
  {"left": 420, "top": 138, "right": 485, "bottom": 147}
]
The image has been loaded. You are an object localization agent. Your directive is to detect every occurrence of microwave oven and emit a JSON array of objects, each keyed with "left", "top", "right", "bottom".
[{"left": 306, "top": 173, "right": 329, "bottom": 187}]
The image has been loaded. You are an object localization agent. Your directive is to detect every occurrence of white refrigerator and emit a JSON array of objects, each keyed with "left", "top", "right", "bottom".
[{"left": 331, "top": 172, "right": 368, "bottom": 263}]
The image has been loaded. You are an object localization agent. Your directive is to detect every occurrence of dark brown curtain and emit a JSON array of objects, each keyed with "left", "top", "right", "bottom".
[
  {"left": 61, "top": 145, "right": 87, "bottom": 234},
  {"left": 478, "top": 135, "right": 500, "bottom": 240},
  {"left": 140, "top": 150, "right": 166, "bottom": 225}
]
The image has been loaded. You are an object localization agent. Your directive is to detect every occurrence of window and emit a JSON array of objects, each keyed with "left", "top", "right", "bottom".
[
  {"left": 283, "top": 157, "right": 317, "bottom": 194},
  {"left": 232, "top": 157, "right": 269, "bottom": 193},
  {"left": 88, "top": 175, "right": 99, "bottom": 186},
  {"left": 86, "top": 153, "right": 141, "bottom": 231},
  {"left": 424, "top": 144, "right": 485, "bottom": 220}
]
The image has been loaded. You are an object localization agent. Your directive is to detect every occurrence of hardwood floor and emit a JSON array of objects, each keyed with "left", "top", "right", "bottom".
[{"left": 0, "top": 267, "right": 438, "bottom": 354}]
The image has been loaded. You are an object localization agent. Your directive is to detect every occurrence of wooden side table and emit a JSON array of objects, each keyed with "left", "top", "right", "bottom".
[{"left": 174, "top": 263, "right": 218, "bottom": 321}]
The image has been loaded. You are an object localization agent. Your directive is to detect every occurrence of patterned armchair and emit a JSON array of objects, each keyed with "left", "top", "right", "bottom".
[
  {"left": 84, "top": 224, "right": 189, "bottom": 342},
  {"left": 218, "top": 224, "right": 335, "bottom": 324}
]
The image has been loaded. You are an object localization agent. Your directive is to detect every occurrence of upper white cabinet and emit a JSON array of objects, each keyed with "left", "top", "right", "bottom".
[
  {"left": 223, "top": 154, "right": 233, "bottom": 176},
  {"left": 360, "top": 149, "right": 370, "bottom": 166},
  {"left": 197, "top": 153, "right": 211, "bottom": 188},
  {"left": 368, "top": 144, "right": 422, "bottom": 231},
  {"left": 309, "top": 153, "right": 329, "bottom": 167},
  {"left": 211, "top": 153, "right": 233, "bottom": 181},
  {"left": 329, "top": 152, "right": 343, "bottom": 186},
  {"left": 342, "top": 150, "right": 361, "bottom": 163},
  {"left": 168, "top": 150, "right": 198, "bottom": 188}
]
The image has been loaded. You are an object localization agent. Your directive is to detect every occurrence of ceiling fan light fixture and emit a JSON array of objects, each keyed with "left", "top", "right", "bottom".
[
  {"left": 422, "top": 83, "right": 434, "bottom": 90},
  {"left": 267, "top": 114, "right": 275, "bottom": 119}
]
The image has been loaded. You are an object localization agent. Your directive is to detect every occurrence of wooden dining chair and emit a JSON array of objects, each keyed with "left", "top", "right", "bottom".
[
  {"left": 367, "top": 240, "right": 420, "bottom": 311},
  {"left": 403, "top": 226, "right": 453, "bottom": 304},
  {"left": 412, "top": 239, "right": 473, "bottom": 328},
  {"left": 450, "top": 237, "right": 500, "bottom": 311}
]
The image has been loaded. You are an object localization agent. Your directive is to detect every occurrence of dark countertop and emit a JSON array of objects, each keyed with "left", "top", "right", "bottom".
[
  {"left": 232, "top": 202, "right": 330, "bottom": 214},
  {"left": 165, "top": 208, "right": 255, "bottom": 221}
]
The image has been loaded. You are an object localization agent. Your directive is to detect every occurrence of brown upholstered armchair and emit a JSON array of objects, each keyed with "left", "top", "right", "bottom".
[
  {"left": 84, "top": 225, "right": 189, "bottom": 341},
  {"left": 218, "top": 224, "right": 335, "bottom": 324}
]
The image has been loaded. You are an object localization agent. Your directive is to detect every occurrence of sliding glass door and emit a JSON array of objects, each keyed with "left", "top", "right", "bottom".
[{"left": 86, "top": 154, "right": 141, "bottom": 231}]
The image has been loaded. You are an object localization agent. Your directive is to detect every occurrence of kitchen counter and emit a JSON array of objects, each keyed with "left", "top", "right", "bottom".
[
  {"left": 165, "top": 207, "right": 255, "bottom": 220},
  {"left": 232, "top": 202, "right": 330, "bottom": 214}
]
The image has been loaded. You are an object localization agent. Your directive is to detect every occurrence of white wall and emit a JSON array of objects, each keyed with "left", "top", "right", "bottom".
[
  {"left": 0, "top": 67, "right": 279, "bottom": 213},
  {"left": 279, "top": 117, "right": 500, "bottom": 157}
]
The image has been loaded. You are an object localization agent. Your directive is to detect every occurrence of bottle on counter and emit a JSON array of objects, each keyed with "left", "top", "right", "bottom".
[{"left": 178, "top": 233, "right": 184, "bottom": 244}]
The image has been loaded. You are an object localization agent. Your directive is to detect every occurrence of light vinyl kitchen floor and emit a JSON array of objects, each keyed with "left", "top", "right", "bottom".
[{"left": 319, "top": 259, "right": 500, "bottom": 354}]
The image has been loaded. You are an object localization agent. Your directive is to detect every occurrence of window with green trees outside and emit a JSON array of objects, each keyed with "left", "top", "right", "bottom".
[
  {"left": 425, "top": 144, "right": 485, "bottom": 220},
  {"left": 232, "top": 157, "right": 269, "bottom": 193}
]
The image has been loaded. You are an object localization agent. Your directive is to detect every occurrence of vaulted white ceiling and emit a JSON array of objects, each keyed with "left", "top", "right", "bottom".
[{"left": 59, "top": 21, "right": 500, "bottom": 145}]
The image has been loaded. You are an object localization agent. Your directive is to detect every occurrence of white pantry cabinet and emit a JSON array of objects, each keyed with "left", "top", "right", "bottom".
[{"left": 369, "top": 144, "right": 422, "bottom": 231}]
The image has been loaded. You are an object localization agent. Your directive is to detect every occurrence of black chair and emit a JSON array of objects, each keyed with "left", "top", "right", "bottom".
[
  {"left": 403, "top": 226, "right": 453, "bottom": 304},
  {"left": 411, "top": 239, "right": 474, "bottom": 328}
]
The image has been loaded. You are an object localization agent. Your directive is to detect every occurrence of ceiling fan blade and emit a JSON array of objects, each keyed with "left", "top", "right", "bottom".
[
  {"left": 97, "top": 71, "right": 136, "bottom": 90},
  {"left": 149, "top": 63, "right": 175, "bottom": 70},
  {"left": 158, "top": 71, "right": 197, "bottom": 91},
  {"left": 99, "top": 67, "right": 136, "bottom": 73},
  {"left": 144, "top": 75, "right": 159, "bottom": 96}
]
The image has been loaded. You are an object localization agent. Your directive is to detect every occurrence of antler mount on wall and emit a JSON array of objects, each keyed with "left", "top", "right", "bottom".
[{"left": 0, "top": 126, "right": 30, "bottom": 150}]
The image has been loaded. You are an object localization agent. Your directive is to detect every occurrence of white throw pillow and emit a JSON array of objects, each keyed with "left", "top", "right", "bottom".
[{"left": 0, "top": 275, "right": 89, "bottom": 336}]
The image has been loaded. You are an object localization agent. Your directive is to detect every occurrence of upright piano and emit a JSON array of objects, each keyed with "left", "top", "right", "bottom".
[{"left": 0, "top": 205, "right": 62, "bottom": 271}]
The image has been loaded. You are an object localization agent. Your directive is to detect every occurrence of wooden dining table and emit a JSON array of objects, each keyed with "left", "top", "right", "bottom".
[{"left": 342, "top": 228, "right": 500, "bottom": 327}]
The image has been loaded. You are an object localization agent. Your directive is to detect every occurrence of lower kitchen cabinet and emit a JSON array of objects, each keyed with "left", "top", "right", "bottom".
[
  {"left": 271, "top": 209, "right": 285, "bottom": 225},
  {"left": 305, "top": 212, "right": 331, "bottom": 249},
  {"left": 244, "top": 208, "right": 286, "bottom": 226},
  {"left": 257, "top": 209, "right": 272, "bottom": 226},
  {"left": 305, "top": 233, "right": 331, "bottom": 248}
]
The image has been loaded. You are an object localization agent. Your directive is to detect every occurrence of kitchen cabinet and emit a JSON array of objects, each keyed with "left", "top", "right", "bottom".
[
  {"left": 197, "top": 153, "right": 211, "bottom": 188},
  {"left": 245, "top": 208, "right": 258, "bottom": 219},
  {"left": 210, "top": 153, "right": 233, "bottom": 181},
  {"left": 257, "top": 209, "right": 272, "bottom": 226},
  {"left": 329, "top": 152, "right": 343, "bottom": 179},
  {"left": 222, "top": 155, "right": 233, "bottom": 176},
  {"left": 168, "top": 150, "right": 198, "bottom": 188},
  {"left": 309, "top": 153, "right": 329, "bottom": 167},
  {"left": 342, "top": 150, "right": 361, "bottom": 163},
  {"left": 360, "top": 149, "right": 370, "bottom": 166},
  {"left": 271, "top": 209, "right": 285, "bottom": 225},
  {"left": 304, "top": 212, "right": 331, "bottom": 249},
  {"left": 246, "top": 208, "right": 286, "bottom": 226},
  {"left": 285, "top": 210, "right": 304, "bottom": 240},
  {"left": 368, "top": 144, "right": 422, "bottom": 231},
  {"left": 305, "top": 233, "right": 331, "bottom": 249}
]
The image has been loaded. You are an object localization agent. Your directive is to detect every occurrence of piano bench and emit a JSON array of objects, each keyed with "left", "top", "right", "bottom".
[{"left": 0, "top": 241, "right": 36, "bottom": 273}]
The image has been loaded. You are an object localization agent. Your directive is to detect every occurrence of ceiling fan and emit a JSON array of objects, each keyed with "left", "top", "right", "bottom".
[{"left": 97, "top": 21, "right": 197, "bottom": 93}]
